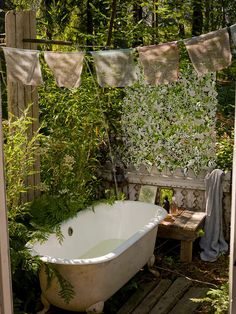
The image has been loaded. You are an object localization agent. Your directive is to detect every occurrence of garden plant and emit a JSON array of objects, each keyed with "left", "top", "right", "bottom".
[{"left": 0, "top": 0, "right": 235, "bottom": 313}]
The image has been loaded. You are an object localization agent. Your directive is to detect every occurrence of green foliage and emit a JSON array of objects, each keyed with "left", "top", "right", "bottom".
[
  {"left": 28, "top": 0, "right": 235, "bottom": 48},
  {"left": 35, "top": 65, "right": 113, "bottom": 225},
  {"left": 3, "top": 108, "right": 77, "bottom": 310},
  {"left": 8, "top": 0, "right": 41, "bottom": 10},
  {"left": 197, "top": 228, "right": 205, "bottom": 237},
  {"left": 3, "top": 108, "right": 45, "bottom": 312},
  {"left": 163, "top": 255, "right": 179, "bottom": 266},
  {"left": 55, "top": 269, "right": 75, "bottom": 304},
  {"left": 160, "top": 188, "right": 173, "bottom": 207},
  {"left": 120, "top": 68, "right": 217, "bottom": 173},
  {"left": 3, "top": 108, "right": 42, "bottom": 209},
  {"left": 2, "top": 1, "right": 236, "bottom": 312},
  {"left": 216, "top": 132, "right": 234, "bottom": 172},
  {"left": 30, "top": 193, "right": 84, "bottom": 229},
  {"left": 5, "top": 0, "right": 236, "bottom": 49},
  {"left": 192, "top": 282, "right": 229, "bottom": 314},
  {"left": 215, "top": 79, "right": 235, "bottom": 171},
  {"left": 44, "top": 264, "right": 75, "bottom": 304}
]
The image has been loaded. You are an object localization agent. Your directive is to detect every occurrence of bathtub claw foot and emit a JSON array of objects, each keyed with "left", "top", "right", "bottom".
[
  {"left": 37, "top": 294, "right": 50, "bottom": 314},
  {"left": 148, "top": 268, "right": 160, "bottom": 278},
  {"left": 86, "top": 301, "right": 104, "bottom": 313},
  {"left": 147, "top": 254, "right": 155, "bottom": 268},
  {"left": 147, "top": 255, "right": 160, "bottom": 278}
]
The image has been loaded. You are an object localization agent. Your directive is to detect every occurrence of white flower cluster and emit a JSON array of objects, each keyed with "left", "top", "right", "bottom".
[{"left": 120, "top": 71, "right": 217, "bottom": 173}]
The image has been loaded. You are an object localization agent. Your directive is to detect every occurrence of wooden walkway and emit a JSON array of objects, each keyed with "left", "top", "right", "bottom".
[
  {"left": 46, "top": 276, "right": 209, "bottom": 314},
  {"left": 116, "top": 277, "right": 208, "bottom": 314}
]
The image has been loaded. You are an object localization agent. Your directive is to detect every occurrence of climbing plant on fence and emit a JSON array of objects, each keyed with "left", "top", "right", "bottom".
[{"left": 120, "top": 69, "right": 218, "bottom": 173}]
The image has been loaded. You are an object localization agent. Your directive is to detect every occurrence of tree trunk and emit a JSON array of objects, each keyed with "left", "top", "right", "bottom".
[
  {"left": 133, "top": 2, "right": 143, "bottom": 46},
  {"left": 43, "top": 0, "right": 53, "bottom": 39},
  {"left": 178, "top": 23, "right": 185, "bottom": 38},
  {"left": 106, "top": 0, "right": 117, "bottom": 47},
  {"left": 86, "top": 0, "right": 93, "bottom": 46},
  {"left": 221, "top": 0, "right": 228, "bottom": 27},
  {"left": 204, "top": 0, "right": 210, "bottom": 32},
  {"left": 152, "top": 0, "right": 158, "bottom": 44},
  {"left": 192, "top": 0, "right": 203, "bottom": 36}
]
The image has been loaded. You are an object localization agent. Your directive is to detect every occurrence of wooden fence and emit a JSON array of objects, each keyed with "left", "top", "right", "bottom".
[
  {"left": 101, "top": 164, "right": 232, "bottom": 241},
  {"left": 5, "top": 10, "right": 40, "bottom": 201}
]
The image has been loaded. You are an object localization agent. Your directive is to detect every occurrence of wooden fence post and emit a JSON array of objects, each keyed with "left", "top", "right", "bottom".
[
  {"left": 0, "top": 80, "right": 13, "bottom": 314},
  {"left": 229, "top": 82, "right": 236, "bottom": 314},
  {"left": 5, "top": 10, "right": 40, "bottom": 201}
]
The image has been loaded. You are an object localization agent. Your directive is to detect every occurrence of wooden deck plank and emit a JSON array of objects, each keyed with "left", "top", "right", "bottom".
[
  {"left": 173, "top": 211, "right": 193, "bottom": 229},
  {"left": 158, "top": 211, "right": 205, "bottom": 241},
  {"left": 168, "top": 286, "right": 209, "bottom": 314},
  {"left": 116, "top": 280, "right": 157, "bottom": 314},
  {"left": 149, "top": 277, "right": 192, "bottom": 314},
  {"left": 132, "top": 279, "right": 172, "bottom": 314}
]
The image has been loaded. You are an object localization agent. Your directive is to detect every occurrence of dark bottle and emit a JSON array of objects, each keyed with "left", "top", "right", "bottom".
[{"left": 163, "top": 196, "right": 170, "bottom": 213}]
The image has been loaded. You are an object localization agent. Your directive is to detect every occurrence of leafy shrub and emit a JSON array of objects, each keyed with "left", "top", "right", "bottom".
[
  {"left": 192, "top": 282, "right": 229, "bottom": 314},
  {"left": 3, "top": 107, "right": 44, "bottom": 312},
  {"left": 216, "top": 131, "right": 234, "bottom": 171},
  {"left": 3, "top": 107, "right": 79, "bottom": 312},
  {"left": 31, "top": 64, "right": 124, "bottom": 227}
]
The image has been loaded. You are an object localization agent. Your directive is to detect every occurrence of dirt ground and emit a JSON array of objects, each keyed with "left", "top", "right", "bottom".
[{"left": 155, "top": 238, "right": 229, "bottom": 286}]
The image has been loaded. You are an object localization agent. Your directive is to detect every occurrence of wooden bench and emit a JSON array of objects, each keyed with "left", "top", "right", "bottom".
[
  {"left": 137, "top": 185, "right": 206, "bottom": 262},
  {"left": 157, "top": 210, "right": 206, "bottom": 262}
]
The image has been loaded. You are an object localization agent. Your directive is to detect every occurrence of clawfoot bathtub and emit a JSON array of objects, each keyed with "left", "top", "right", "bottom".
[{"left": 28, "top": 200, "right": 167, "bottom": 313}]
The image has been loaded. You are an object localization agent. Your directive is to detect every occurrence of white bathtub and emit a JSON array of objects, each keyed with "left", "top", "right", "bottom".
[{"left": 29, "top": 200, "right": 167, "bottom": 313}]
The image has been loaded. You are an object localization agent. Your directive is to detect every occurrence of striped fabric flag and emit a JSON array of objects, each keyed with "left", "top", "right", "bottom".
[
  {"left": 137, "top": 42, "right": 179, "bottom": 85},
  {"left": 44, "top": 51, "right": 85, "bottom": 88},
  {"left": 3, "top": 47, "right": 43, "bottom": 86},
  {"left": 184, "top": 28, "right": 232, "bottom": 76},
  {"left": 91, "top": 49, "right": 138, "bottom": 87}
]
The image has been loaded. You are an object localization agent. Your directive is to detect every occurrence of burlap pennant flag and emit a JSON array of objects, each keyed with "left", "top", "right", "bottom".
[
  {"left": 44, "top": 51, "right": 85, "bottom": 88},
  {"left": 3, "top": 47, "right": 43, "bottom": 86},
  {"left": 184, "top": 28, "right": 232, "bottom": 76},
  {"left": 137, "top": 42, "right": 179, "bottom": 85},
  {"left": 91, "top": 49, "right": 138, "bottom": 87}
]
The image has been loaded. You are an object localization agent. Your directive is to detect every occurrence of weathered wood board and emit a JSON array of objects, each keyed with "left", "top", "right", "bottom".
[
  {"left": 5, "top": 10, "right": 40, "bottom": 201},
  {"left": 169, "top": 286, "right": 208, "bottom": 314},
  {"left": 132, "top": 279, "right": 172, "bottom": 314},
  {"left": 149, "top": 277, "right": 192, "bottom": 314}
]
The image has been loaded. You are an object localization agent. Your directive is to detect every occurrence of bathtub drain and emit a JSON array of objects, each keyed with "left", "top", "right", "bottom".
[{"left": 68, "top": 227, "right": 73, "bottom": 236}]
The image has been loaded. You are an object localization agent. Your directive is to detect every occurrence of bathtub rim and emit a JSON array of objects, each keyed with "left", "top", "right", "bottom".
[{"left": 27, "top": 200, "right": 167, "bottom": 265}]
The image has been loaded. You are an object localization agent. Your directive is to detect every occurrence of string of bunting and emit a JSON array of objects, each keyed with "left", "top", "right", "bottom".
[{"left": 1, "top": 24, "right": 236, "bottom": 89}]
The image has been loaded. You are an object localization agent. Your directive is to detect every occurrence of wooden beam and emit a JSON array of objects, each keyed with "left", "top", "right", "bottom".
[
  {"left": 106, "top": 0, "right": 117, "bottom": 47},
  {"left": 0, "top": 80, "right": 13, "bottom": 314},
  {"left": 229, "top": 81, "right": 236, "bottom": 314},
  {"left": 5, "top": 10, "right": 40, "bottom": 201}
]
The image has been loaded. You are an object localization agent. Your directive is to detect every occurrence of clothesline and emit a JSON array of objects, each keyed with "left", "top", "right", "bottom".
[
  {"left": 11, "top": 24, "right": 236, "bottom": 51},
  {"left": 23, "top": 38, "right": 111, "bottom": 49},
  {"left": 1, "top": 24, "right": 236, "bottom": 88}
]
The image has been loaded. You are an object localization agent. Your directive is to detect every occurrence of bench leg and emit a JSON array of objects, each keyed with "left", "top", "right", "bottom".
[{"left": 180, "top": 240, "right": 193, "bottom": 262}]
